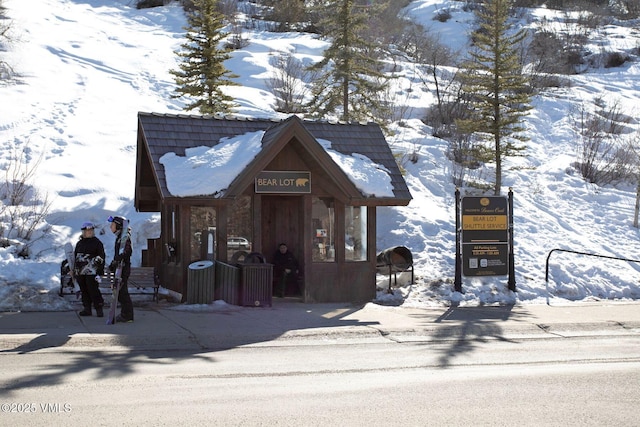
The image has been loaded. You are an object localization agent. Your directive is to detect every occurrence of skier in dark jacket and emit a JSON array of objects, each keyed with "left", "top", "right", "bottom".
[
  {"left": 74, "top": 222, "right": 105, "bottom": 317},
  {"left": 108, "top": 215, "right": 134, "bottom": 322},
  {"left": 272, "top": 243, "right": 300, "bottom": 297}
]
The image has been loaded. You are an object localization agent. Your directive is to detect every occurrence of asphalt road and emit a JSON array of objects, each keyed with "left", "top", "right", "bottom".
[{"left": 1, "top": 333, "right": 638, "bottom": 426}]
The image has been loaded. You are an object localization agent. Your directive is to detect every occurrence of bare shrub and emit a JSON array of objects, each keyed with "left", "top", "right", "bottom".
[
  {"left": 434, "top": 8, "right": 452, "bottom": 22},
  {"left": 397, "top": 24, "right": 465, "bottom": 135},
  {"left": 462, "top": 1, "right": 482, "bottom": 13},
  {"left": 424, "top": 94, "right": 471, "bottom": 139},
  {"left": 574, "top": 137, "right": 634, "bottom": 185},
  {"left": 266, "top": 51, "right": 310, "bottom": 113},
  {"left": 218, "top": 0, "right": 247, "bottom": 50},
  {"left": 0, "top": 143, "right": 52, "bottom": 258},
  {"left": 629, "top": 132, "right": 640, "bottom": 227},
  {"left": 572, "top": 99, "right": 636, "bottom": 185},
  {"left": 527, "top": 8, "right": 610, "bottom": 77},
  {"left": 614, "top": 0, "right": 640, "bottom": 19},
  {"left": 527, "top": 28, "right": 585, "bottom": 76},
  {"left": 136, "top": 0, "right": 170, "bottom": 9},
  {"left": 264, "top": 0, "right": 311, "bottom": 32},
  {"left": 604, "top": 51, "right": 628, "bottom": 68},
  {"left": 0, "top": 0, "right": 15, "bottom": 81},
  {"left": 593, "top": 96, "right": 634, "bottom": 135}
]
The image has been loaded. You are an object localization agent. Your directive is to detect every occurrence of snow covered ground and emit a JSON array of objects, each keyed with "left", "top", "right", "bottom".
[{"left": 1, "top": 0, "right": 640, "bottom": 311}]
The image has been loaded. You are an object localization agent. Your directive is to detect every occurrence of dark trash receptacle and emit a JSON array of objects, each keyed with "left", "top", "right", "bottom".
[
  {"left": 214, "top": 260, "right": 240, "bottom": 305},
  {"left": 187, "top": 260, "right": 215, "bottom": 304},
  {"left": 238, "top": 253, "right": 272, "bottom": 307},
  {"left": 244, "top": 252, "right": 266, "bottom": 264},
  {"left": 376, "top": 246, "right": 414, "bottom": 292}
]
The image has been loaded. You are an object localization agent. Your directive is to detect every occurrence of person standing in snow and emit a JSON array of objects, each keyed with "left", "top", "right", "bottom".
[
  {"left": 108, "top": 215, "right": 134, "bottom": 322},
  {"left": 74, "top": 222, "right": 106, "bottom": 317}
]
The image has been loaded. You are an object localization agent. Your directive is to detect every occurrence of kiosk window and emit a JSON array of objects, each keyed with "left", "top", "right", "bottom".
[
  {"left": 227, "top": 195, "right": 253, "bottom": 257},
  {"left": 312, "top": 197, "right": 335, "bottom": 262},
  {"left": 190, "top": 207, "right": 217, "bottom": 262},
  {"left": 345, "top": 206, "right": 367, "bottom": 261}
]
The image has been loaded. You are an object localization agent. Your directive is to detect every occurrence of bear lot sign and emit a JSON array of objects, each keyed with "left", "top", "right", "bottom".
[{"left": 255, "top": 171, "right": 311, "bottom": 193}]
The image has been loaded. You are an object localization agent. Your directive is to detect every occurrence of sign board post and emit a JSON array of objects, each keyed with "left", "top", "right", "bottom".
[
  {"left": 454, "top": 188, "right": 463, "bottom": 292},
  {"left": 454, "top": 188, "right": 516, "bottom": 292},
  {"left": 507, "top": 189, "right": 516, "bottom": 291}
]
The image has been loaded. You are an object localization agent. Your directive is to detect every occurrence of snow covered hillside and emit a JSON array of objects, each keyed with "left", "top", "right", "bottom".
[{"left": 1, "top": 0, "right": 640, "bottom": 311}]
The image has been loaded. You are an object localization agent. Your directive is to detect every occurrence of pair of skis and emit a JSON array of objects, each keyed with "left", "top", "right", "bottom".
[
  {"left": 106, "top": 218, "right": 130, "bottom": 325},
  {"left": 105, "top": 260, "right": 123, "bottom": 325},
  {"left": 63, "top": 242, "right": 81, "bottom": 298}
]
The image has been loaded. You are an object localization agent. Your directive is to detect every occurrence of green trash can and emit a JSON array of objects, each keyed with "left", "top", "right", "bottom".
[
  {"left": 187, "top": 260, "right": 215, "bottom": 304},
  {"left": 214, "top": 260, "right": 240, "bottom": 305},
  {"left": 239, "top": 262, "right": 273, "bottom": 307}
]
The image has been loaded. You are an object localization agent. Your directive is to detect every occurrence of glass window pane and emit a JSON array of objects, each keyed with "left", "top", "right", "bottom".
[
  {"left": 312, "top": 197, "right": 335, "bottom": 262},
  {"left": 166, "top": 205, "right": 179, "bottom": 262},
  {"left": 227, "top": 196, "right": 253, "bottom": 258},
  {"left": 190, "top": 207, "right": 217, "bottom": 262},
  {"left": 345, "top": 206, "right": 367, "bottom": 261}
]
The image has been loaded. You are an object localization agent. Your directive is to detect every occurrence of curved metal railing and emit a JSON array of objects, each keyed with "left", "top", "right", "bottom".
[{"left": 545, "top": 248, "right": 640, "bottom": 304}]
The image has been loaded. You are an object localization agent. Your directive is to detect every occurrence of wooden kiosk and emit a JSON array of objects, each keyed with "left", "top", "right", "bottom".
[{"left": 135, "top": 113, "right": 411, "bottom": 303}]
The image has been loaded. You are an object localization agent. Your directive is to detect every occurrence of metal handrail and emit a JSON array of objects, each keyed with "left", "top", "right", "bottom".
[{"left": 545, "top": 248, "right": 640, "bottom": 304}]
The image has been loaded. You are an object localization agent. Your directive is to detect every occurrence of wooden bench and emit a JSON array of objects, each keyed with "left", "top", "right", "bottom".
[
  {"left": 104, "top": 267, "right": 160, "bottom": 302},
  {"left": 60, "top": 266, "right": 160, "bottom": 302}
]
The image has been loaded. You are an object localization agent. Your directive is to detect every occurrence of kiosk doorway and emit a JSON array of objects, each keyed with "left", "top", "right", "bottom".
[{"left": 262, "top": 196, "right": 303, "bottom": 295}]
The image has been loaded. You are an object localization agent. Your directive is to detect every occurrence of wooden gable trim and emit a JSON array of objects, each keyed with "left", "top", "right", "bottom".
[
  {"left": 135, "top": 120, "right": 163, "bottom": 212},
  {"left": 224, "top": 116, "right": 363, "bottom": 201}
]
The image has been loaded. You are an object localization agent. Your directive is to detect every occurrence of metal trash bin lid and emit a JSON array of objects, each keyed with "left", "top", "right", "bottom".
[{"left": 189, "top": 260, "right": 214, "bottom": 270}]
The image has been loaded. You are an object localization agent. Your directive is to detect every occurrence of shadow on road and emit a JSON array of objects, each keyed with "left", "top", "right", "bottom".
[
  {"left": 422, "top": 303, "right": 530, "bottom": 368},
  {"left": 0, "top": 300, "right": 378, "bottom": 397}
]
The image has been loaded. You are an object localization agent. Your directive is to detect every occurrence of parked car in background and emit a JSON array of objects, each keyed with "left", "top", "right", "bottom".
[{"left": 228, "top": 236, "right": 251, "bottom": 250}]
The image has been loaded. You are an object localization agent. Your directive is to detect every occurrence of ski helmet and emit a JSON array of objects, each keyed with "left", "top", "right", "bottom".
[
  {"left": 107, "top": 215, "right": 126, "bottom": 229},
  {"left": 81, "top": 221, "right": 95, "bottom": 230}
]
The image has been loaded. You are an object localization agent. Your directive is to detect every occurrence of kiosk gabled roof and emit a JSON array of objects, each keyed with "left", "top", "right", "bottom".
[{"left": 135, "top": 112, "right": 411, "bottom": 211}]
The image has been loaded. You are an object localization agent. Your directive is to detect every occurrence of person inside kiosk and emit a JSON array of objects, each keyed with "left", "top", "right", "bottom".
[{"left": 272, "top": 243, "right": 300, "bottom": 298}]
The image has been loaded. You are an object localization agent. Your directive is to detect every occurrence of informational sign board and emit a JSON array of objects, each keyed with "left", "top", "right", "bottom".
[
  {"left": 255, "top": 171, "right": 311, "bottom": 193},
  {"left": 461, "top": 196, "right": 509, "bottom": 276}
]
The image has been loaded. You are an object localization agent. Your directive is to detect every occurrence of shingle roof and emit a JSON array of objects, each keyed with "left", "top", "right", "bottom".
[{"left": 136, "top": 112, "right": 411, "bottom": 206}]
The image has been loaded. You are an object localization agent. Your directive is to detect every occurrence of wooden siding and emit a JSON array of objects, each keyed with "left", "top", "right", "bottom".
[{"left": 135, "top": 113, "right": 410, "bottom": 303}]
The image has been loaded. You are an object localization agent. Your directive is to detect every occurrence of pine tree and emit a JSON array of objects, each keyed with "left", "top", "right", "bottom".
[
  {"left": 456, "top": 0, "right": 532, "bottom": 195},
  {"left": 306, "top": 0, "right": 390, "bottom": 124},
  {"left": 170, "top": 0, "right": 238, "bottom": 114}
]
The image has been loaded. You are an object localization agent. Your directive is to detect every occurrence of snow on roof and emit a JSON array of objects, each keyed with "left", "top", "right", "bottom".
[{"left": 159, "top": 132, "right": 395, "bottom": 198}]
